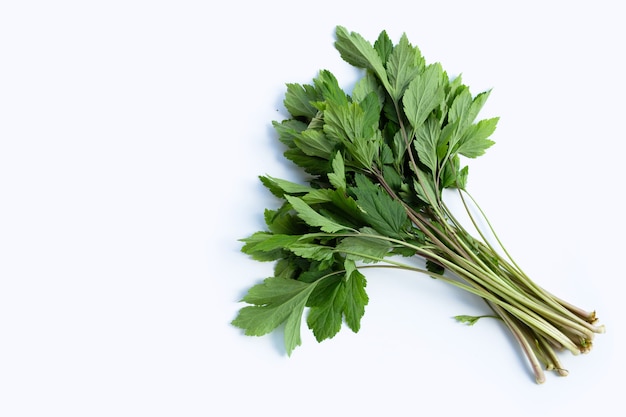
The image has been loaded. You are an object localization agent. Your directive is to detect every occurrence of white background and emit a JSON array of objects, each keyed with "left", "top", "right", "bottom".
[{"left": 1, "top": 1, "right": 624, "bottom": 416}]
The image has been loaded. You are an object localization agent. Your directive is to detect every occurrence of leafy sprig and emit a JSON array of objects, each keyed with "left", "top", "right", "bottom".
[{"left": 232, "top": 26, "right": 605, "bottom": 383}]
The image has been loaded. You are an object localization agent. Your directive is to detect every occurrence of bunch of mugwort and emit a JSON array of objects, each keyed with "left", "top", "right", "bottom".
[{"left": 232, "top": 26, "right": 605, "bottom": 383}]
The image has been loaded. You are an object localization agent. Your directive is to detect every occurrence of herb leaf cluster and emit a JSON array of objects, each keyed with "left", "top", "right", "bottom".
[{"left": 232, "top": 26, "right": 604, "bottom": 383}]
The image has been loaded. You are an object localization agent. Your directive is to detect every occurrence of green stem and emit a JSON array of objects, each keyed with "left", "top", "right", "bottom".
[
  {"left": 457, "top": 188, "right": 524, "bottom": 275},
  {"left": 317, "top": 224, "right": 589, "bottom": 354},
  {"left": 489, "top": 302, "right": 546, "bottom": 384},
  {"left": 338, "top": 235, "right": 584, "bottom": 354},
  {"left": 456, "top": 189, "right": 603, "bottom": 332}
]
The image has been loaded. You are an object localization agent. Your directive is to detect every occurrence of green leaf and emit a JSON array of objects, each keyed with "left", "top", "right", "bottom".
[
  {"left": 373, "top": 29, "right": 393, "bottom": 65},
  {"left": 380, "top": 142, "right": 394, "bottom": 165},
  {"left": 301, "top": 188, "right": 334, "bottom": 204},
  {"left": 456, "top": 117, "right": 498, "bottom": 158},
  {"left": 239, "top": 232, "right": 287, "bottom": 262},
  {"left": 448, "top": 88, "right": 495, "bottom": 154},
  {"left": 350, "top": 174, "right": 409, "bottom": 239},
  {"left": 232, "top": 277, "right": 319, "bottom": 355},
  {"left": 327, "top": 152, "right": 346, "bottom": 190},
  {"left": 273, "top": 258, "right": 300, "bottom": 280},
  {"left": 285, "top": 195, "right": 351, "bottom": 233},
  {"left": 294, "top": 129, "right": 337, "bottom": 159},
  {"left": 382, "top": 164, "right": 403, "bottom": 191},
  {"left": 344, "top": 131, "right": 380, "bottom": 169},
  {"left": 352, "top": 71, "right": 385, "bottom": 108},
  {"left": 456, "top": 165, "right": 469, "bottom": 189},
  {"left": 284, "top": 83, "right": 320, "bottom": 119},
  {"left": 413, "top": 115, "right": 441, "bottom": 174},
  {"left": 273, "top": 118, "right": 331, "bottom": 174},
  {"left": 403, "top": 63, "right": 446, "bottom": 130},
  {"left": 260, "top": 176, "right": 313, "bottom": 197},
  {"left": 306, "top": 264, "right": 368, "bottom": 340},
  {"left": 390, "top": 130, "right": 406, "bottom": 164},
  {"left": 439, "top": 154, "right": 461, "bottom": 190},
  {"left": 341, "top": 266, "right": 368, "bottom": 332},
  {"left": 273, "top": 119, "right": 308, "bottom": 148},
  {"left": 313, "top": 70, "right": 349, "bottom": 107},
  {"left": 306, "top": 275, "right": 345, "bottom": 341},
  {"left": 436, "top": 121, "right": 459, "bottom": 160},
  {"left": 426, "top": 259, "right": 445, "bottom": 276},
  {"left": 323, "top": 95, "right": 380, "bottom": 144},
  {"left": 448, "top": 87, "right": 473, "bottom": 133},
  {"left": 445, "top": 74, "right": 465, "bottom": 109},
  {"left": 328, "top": 189, "right": 364, "bottom": 222},
  {"left": 334, "top": 26, "right": 391, "bottom": 92},
  {"left": 283, "top": 148, "right": 329, "bottom": 175},
  {"left": 264, "top": 208, "right": 302, "bottom": 235},
  {"left": 413, "top": 173, "right": 439, "bottom": 206},
  {"left": 386, "top": 33, "right": 423, "bottom": 101},
  {"left": 322, "top": 102, "right": 354, "bottom": 143},
  {"left": 335, "top": 231, "right": 393, "bottom": 263},
  {"left": 454, "top": 314, "right": 499, "bottom": 326},
  {"left": 323, "top": 94, "right": 382, "bottom": 169},
  {"left": 241, "top": 232, "right": 301, "bottom": 255},
  {"left": 468, "top": 90, "right": 492, "bottom": 123},
  {"left": 288, "top": 243, "right": 335, "bottom": 262}
]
